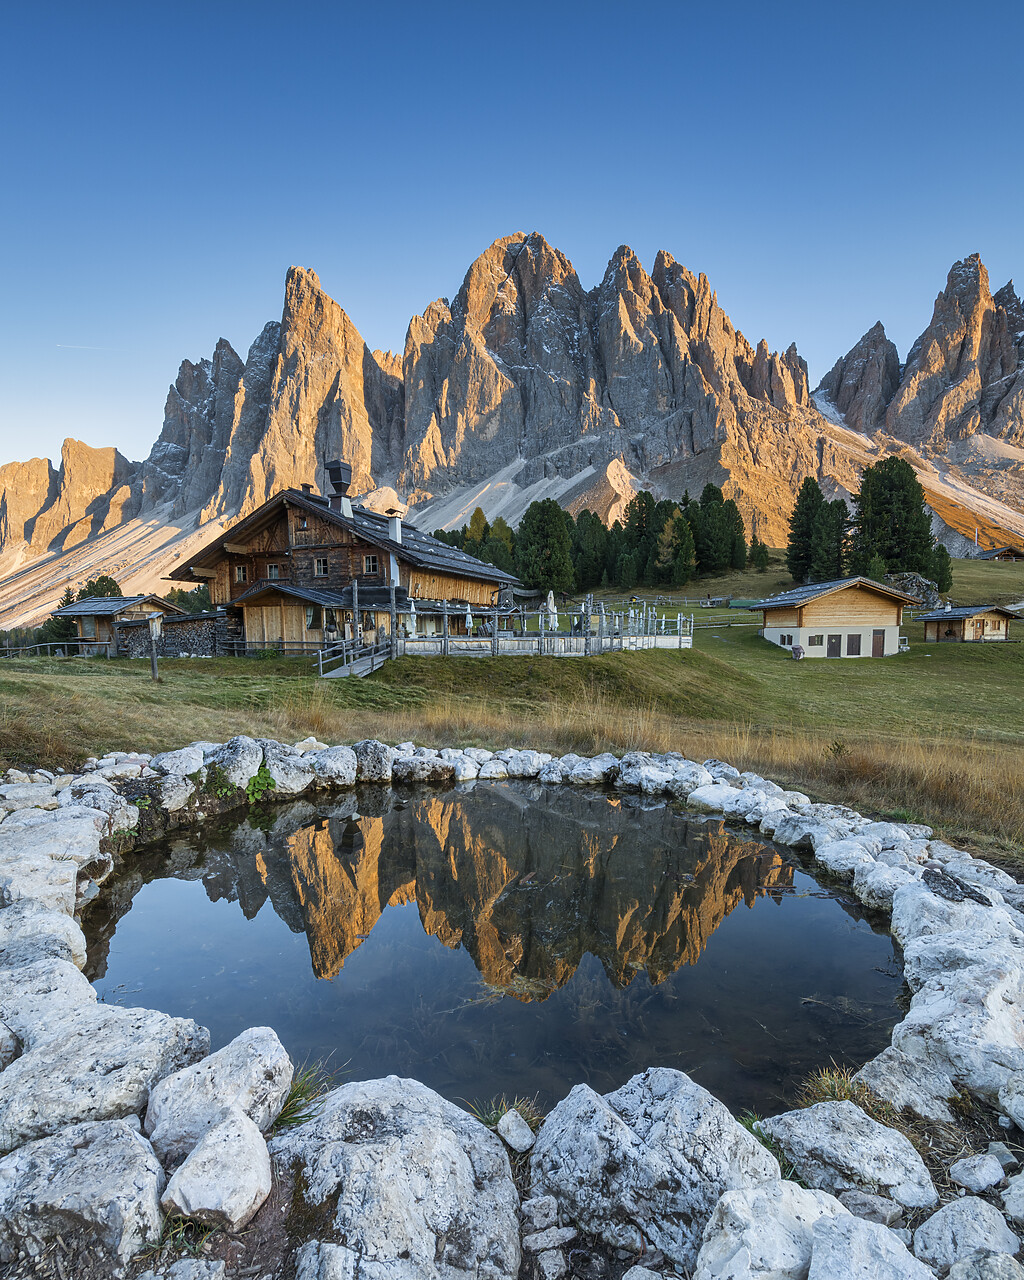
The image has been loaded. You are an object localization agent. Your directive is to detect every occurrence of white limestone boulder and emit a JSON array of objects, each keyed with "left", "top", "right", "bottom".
[
  {"left": 568, "top": 759, "right": 606, "bottom": 785},
  {"left": 157, "top": 773, "right": 196, "bottom": 813},
  {"left": 260, "top": 739, "right": 315, "bottom": 794},
  {"left": 0, "top": 1004, "right": 209, "bottom": 1148},
  {"left": 139, "top": 1261, "right": 227, "bottom": 1280},
  {"left": 814, "top": 840, "right": 877, "bottom": 879},
  {"left": 454, "top": 756, "right": 480, "bottom": 782},
  {"left": 391, "top": 756, "right": 456, "bottom": 784},
  {"left": 496, "top": 1107, "right": 535, "bottom": 1152},
  {"left": 948, "top": 1256, "right": 1024, "bottom": 1280},
  {"left": 913, "top": 1198, "right": 1019, "bottom": 1272},
  {"left": 208, "top": 735, "right": 264, "bottom": 788},
  {"left": 758, "top": 1101, "right": 937, "bottom": 1209},
  {"left": 1003, "top": 1171, "right": 1024, "bottom": 1226},
  {"left": 664, "top": 761, "right": 714, "bottom": 797},
  {"left": 351, "top": 739, "right": 397, "bottom": 782},
  {"left": 0, "top": 901, "right": 87, "bottom": 969},
  {"left": 530, "top": 1067, "right": 779, "bottom": 1270},
  {"left": 478, "top": 759, "right": 510, "bottom": 780},
  {"left": 890, "top": 879, "right": 1021, "bottom": 948},
  {"left": 145, "top": 1025, "right": 293, "bottom": 1165},
  {"left": 310, "top": 746, "right": 358, "bottom": 787},
  {"left": 463, "top": 748, "right": 495, "bottom": 764},
  {"left": 150, "top": 744, "right": 206, "bottom": 775},
  {"left": 271, "top": 1075, "right": 519, "bottom": 1280},
  {"left": 0, "top": 955, "right": 96, "bottom": 1047},
  {"left": 693, "top": 1179, "right": 849, "bottom": 1279},
  {"left": 0, "top": 782, "right": 59, "bottom": 811},
  {"left": 772, "top": 814, "right": 845, "bottom": 851},
  {"left": 0, "top": 1118, "right": 164, "bottom": 1266},
  {"left": 506, "top": 750, "right": 546, "bottom": 778},
  {"left": 808, "top": 1212, "right": 934, "bottom": 1279},
  {"left": 950, "top": 1153, "right": 1005, "bottom": 1192},
  {"left": 294, "top": 737, "right": 328, "bottom": 754},
  {"left": 852, "top": 1045, "right": 958, "bottom": 1124},
  {"left": 57, "top": 780, "right": 139, "bottom": 831},
  {"left": 685, "top": 783, "right": 739, "bottom": 815},
  {"left": 853, "top": 862, "right": 920, "bottom": 911},
  {"left": 161, "top": 1106, "right": 272, "bottom": 1230}
]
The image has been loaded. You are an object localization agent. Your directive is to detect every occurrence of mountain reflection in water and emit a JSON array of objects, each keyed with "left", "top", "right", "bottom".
[{"left": 86, "top": 783, "right": 903, "bottom": 1113}]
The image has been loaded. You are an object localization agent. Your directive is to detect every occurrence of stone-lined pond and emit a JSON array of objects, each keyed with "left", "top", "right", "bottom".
[{"left": 83, "top": 783, "right": 904, "bottom": 1114}]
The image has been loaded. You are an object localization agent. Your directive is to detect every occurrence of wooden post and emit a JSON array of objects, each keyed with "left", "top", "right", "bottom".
[
  {"left": 442, "top": 601, "right": 449, "bottom": 656},
  {"left": 491, "top": 605, "right": 499, "bottom": 657},
  {"left": 352, "top": 578, "right": 360, "bottom": 646},
  {"left": 389, "top": 584, "right": 397, "bottom": 660},
  {"left": 538, "top": 609, "right": 544, "bottom": 655}
]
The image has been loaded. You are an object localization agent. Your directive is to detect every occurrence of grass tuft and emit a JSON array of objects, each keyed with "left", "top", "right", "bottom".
[
  {"left": 135, "top": 1213, "right": 214, "bottom": 1263},
  {"left": 271, "top": 1059, "right": 334, "bottom": 1132},
  {"left": 465, "top": 1093, "right": 545, "bottom": 1133}
]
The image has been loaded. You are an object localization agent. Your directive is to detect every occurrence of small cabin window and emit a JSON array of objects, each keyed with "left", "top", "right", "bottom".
[
  {"left": 779, "top": 633, "right": 793, "bottom": 646},
  {"left": 80, "top": 615, "right": 97, "bottom": 639},
  {"left": 314, "top": 557, "right": 328, "bottom": 577},
  {"left": 808, "top": 634, "right": 823, "bottom": 647},
  {"left": 305, "top": 605, "right": 322, "bottom": 630},
  {"left": 363, "top": 554, "right": 379, "bottom": 575},
  {"left": 267, "top": 564, "right": 280, "bottom": 580},
  {"left": 299, "top": 517, "right": 308, "bottom": 530},
  {"left": 235, "top": 565, "right": 248, "bottom": 584}
]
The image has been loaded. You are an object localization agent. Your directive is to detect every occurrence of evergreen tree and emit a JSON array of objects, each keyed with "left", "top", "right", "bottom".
[
  {"left": 468, "top": 507, "right": 490, "bottom": 545},
  {"left": 78, "top": 574, "right": 121, "bottom": 600},
  {"left": 865, "top": 553, "right": 888, "bottom": 583},
  {"left": 786, "top": 478, "right": 825, "bottom": 583},
  {"left": 809, "top": 499, "right": 848, "bottom": 582},
  {"left": 616, "top": 550, "right": 638, "bottom": 589},
  {"left": 479, "top": 536, "right": 515, "bottom": 574},
  {"left": 749, "top": 537, "right": 771, "bottom": 572},
  {"left": 572, "top": 510, "right": 608, "bottom": 588},
  {"left": 700, "top": 483, "right": 725, "bottom": 508},
  {"left": 931, "top": 543, "right": 953, "bottom": 593},
  {"left": 164, "top": 585, "right": 212, "bottom": 613},
  {"left": 670, "top": 516, "right": 697, "bottom": 586},
  {"left": 514, "top": 499, "right": 574, "bottom": 592},
  {"left": 723, "top": 499, "right": 747, "bottom": 570},
  {"left": 40, "top": 586, "right": 77, "bottom": 643},
  {"left": 848, "top": 457, "right": 935, "bottom": 575},
  {"left": 489, "top": 516, "right": 515, "bottom": 553}
]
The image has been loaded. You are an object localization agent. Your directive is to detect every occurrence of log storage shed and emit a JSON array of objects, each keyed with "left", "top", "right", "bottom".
[
  {"left": 917, "top": 604, "right": 1019, "bottom": 642},
  {"left": 751, "top": 577, "right": 919, "bottom": 659}
]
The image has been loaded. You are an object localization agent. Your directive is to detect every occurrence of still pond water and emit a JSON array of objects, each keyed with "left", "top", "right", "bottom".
[{"left": 85, "top": 783, "right": 904, "bottom": 1114}]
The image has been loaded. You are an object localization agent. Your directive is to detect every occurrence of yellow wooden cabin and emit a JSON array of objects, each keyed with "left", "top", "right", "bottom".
[
  {"left": 51, "top": 594, "right": 186, "bottom": 657},
  {"left": 917, "top": 604, "right": 1019, "bottom": 642},
  {"left": 751, "top": 577, "right": 920, "bottom": 658}
]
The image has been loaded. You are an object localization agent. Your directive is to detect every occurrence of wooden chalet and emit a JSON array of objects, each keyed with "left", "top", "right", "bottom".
[
  {"left": 167, "top": 462, "right": 517, "bottom": 652},
  {"left": 750, "top": 577, "right": 920, "bottom": 659},
  {"left": 51, "top": 594, "right": 186, "bottom": 657},
  {"left": 916, "top": 603, "right": 1019, "bottom": 642},
  {"left": 978, "top": 546, "right": 1024, "bottom": 562}
]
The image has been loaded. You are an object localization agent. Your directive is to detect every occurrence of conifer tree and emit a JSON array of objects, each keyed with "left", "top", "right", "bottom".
[
  {"left": 786, "top": 478, "right": 825, "bottom": 583},
  {"left": 848, "top": 457, "right": 934, "bottom": 575},
  {"left": 468, "top": 507, "right": 489, "bottom": 544},
  {"left": 40, "top": 586, "right": 77, "bottom": 643},
  {"left": 931, "top": 543, "right": 953, "bottom": 593},
  {"left": 514, "top": 499, "right": 574, "bottom": 592},
  {"left": 749, "top": 537, "right": 771, "bottom": 572},
  {"left": 809, "top": 499, "right": 848, "bottom": 582}
]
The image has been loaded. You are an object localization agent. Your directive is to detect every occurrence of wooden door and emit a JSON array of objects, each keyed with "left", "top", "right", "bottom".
[
  {"left": 826, "top": 634, "right": 841, "bottom": 658},
  {"left": 872, "top": 629, "right": 885, "bottom": 657}
]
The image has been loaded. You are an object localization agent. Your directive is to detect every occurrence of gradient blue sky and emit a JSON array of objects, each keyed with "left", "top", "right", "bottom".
[{"left": 2, "top": 0, "right": 1021, "bottom": 465}]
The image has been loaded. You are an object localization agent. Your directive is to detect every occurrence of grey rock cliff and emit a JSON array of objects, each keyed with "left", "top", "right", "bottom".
[{"left": 816, "top": 321, "right": 901, "bottom": 434}]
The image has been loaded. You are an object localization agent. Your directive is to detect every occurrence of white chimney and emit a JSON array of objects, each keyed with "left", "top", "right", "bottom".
[
  {"left": 340, "top": 495, "right": 353, "bottom": 519},
  {"left": 388, "top": 514, "right": 402, "bottom": 545},
  {"left": 945, "top": 601, "right": 952, "bottom": 612}
]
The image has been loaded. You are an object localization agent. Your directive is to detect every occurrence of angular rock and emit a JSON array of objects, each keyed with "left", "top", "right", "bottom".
[
  {"left": 0, "top": 901, "right": 87, "bottom": 970},
  {"left": 157, "top": 772, "right": 196, "bottom": 813},
  {"left": 138, "top": 1261, "right": 227, "bottom": 1280},
  {"left": 814, "top": 840, "right": 876, "bottom": 879},
  {"left": 391, "top": 756, "right": 457, "bottom": 785},
  {"left": 310, "top": 746, "right": 358, "bottom": 787},
  {"left": 271, "top": 1075, "right": 519, "bottom": 1280},
  {"left": 530, "top": 1067, "right": 779, "bottom": 1270},
  {"left": 685, "top": 783, "right": 738, "bottom": 815},
  {"left": 0, "top": 955, "right": 96, "bottom": 1047},
  {"left": 522, "top": 1195, "right": 558, "bottom": 1232},
  {"left": 853, "top": 1045, "right": 958, "bottom": 1124},
  {"left": 772, "top": 815, "right": 843, "bottom": 850},
  {"left": 478, "top": 759, "right": 509, "bottom": 780},
  {"left": 913, "top": 1198, "right": 1019, "bottom": 1272},
  {"left": 162, "top": 1107, "right": 272, "bottom": 1231},
  {"left": 759, "top": 1101, "right": 937, "bottom": 1209},
  {"left": 0, "top": 1004, "right": 209, "bottom": 1148},
  {"left": 0, "top": 1118, "right": 164, "bottom": 1265},
  {"left": 948, "top": 1256, "right": 1024, "bottom": 1280},
  {"left": 693, "top": 1179, "right": 848, "bottom": 1280},
  {"left": 1003, "top": 1172, "right": 1024, "bottom": 1225},
  {"left": 145, "top": 1025, "right": 292, "bottom": 1165},
  {"left": 522, "top": 1226, "right": 577, "bottom": 1253},
  {"left": 950, "top": 1152, "right": 1006, "bottom": 1193},
  {"left": 352, "top": 739, "right": 397, "bottom": 783},
  {"left": 853, "top": 861, "right": 919, "bottom": 911},
  {"left": 506, "top": 750, "right": 546, "bottom": 778},
  {"left": 808, "top": 1211, "right": 933, "bottom": 1279},
  {"left": 454, "top": 756, "right": 480, "bottom": 782},
  {"left": 208, "top": 735, "right": 263, "bottom": 789},
  {"left": 150, "top": 745, "right": 206, "bottom": 776},
  {"left": 838, "top": 1189, "right": 904, "bottom": 1226},
  {"left": 496, "top": 1106, "right": 535, "bottom": 1152},
  {"left": 260, "top": 739, "right": 315, "bottom": 795}
]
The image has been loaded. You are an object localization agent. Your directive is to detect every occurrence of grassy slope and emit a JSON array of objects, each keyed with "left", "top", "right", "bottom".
[{"left": 2, "top": 559, "right": 1022, "bottom": 861}]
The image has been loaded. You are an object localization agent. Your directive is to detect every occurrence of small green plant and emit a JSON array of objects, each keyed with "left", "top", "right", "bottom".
[
  {"left": 825, "top": 738, "right": 848, "bottom": 760},
  {"left": 245, "top": 765, "right": 277, "bottom": 804},
  {"left": 272, "top": 1060, "right": 333, "bottom": 1131},
  {"left": 135, "top": 794, "right": 151, "bottom": 810},
  {"left": 466, "top": 1093, "right": 545, "bottom": 1133},
  {"left": 136, "top": 1213, "right": 214, "bottom": 1264},
  {"left": 203, "top": 762, "right": 235, "bottom": 799},
  {"left": 739, "top": 1112, "right": 802, "bottom": 1182}
]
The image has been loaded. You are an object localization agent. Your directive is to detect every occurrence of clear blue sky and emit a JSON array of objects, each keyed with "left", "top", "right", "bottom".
[{"left": 2, "top": 1, "right": 1021, "bottom": 466}]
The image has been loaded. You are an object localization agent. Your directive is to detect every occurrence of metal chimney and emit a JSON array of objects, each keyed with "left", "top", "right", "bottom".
[
  {"left": 388, "top": 513, "right": 403, "bottom": 545},
  {"left": 325, "top": 460, "right": 353, "bottom": 517}
]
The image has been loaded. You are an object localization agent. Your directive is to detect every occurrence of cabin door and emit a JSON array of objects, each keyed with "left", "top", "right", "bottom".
[
  {"left": 872, "top": 629, "right": 885, "bottom": 658},
  {"left": 826, "top": 634, "right": 841, "bottom": 658}
]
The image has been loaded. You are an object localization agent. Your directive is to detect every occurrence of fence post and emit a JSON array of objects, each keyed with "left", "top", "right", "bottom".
[
  {"left": 389, "top": 584, "right": 398, "bottom": 661},
  {"left": 442, "top": 602, "right": 449, "bottom": 657},
  {"left": 491, "top": 605, "right": 499, "bottom": 657},
  {"left": 538, "top": 609, "right": 544, "bottom": 655},
  {"left": 584, "top": 595, "right": 592, "bottom": 658}
]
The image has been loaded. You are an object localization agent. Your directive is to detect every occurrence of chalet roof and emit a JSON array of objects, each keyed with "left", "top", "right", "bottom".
[
  {"left": 916, "top": 604, "right": 1021, "bottom": 621},
  {"left": 751, "top": 576, "right": 921, "bottom": 611},
  {"left": 169, "top": 490, "right": 518, "bottom": 586},
  {"left": 978, "top": 546, "right": 1024, "bottom": 559},
  {"left": 232, "top": 582, "right": 411, "bottom": 609},
  {"left": 53, "top": 594, "right": 185, "bottom": 618}
]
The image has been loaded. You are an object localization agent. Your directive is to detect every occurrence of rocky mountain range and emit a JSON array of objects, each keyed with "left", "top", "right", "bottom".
[{"left": 2, "top": 235, "right": 1023, "bottom": 625}]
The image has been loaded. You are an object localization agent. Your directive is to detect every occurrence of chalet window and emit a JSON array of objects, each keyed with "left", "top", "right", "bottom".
[
  {"left": 314, "top": 557, "right": 328, "bottom": 577},
  {"left": 808, "top": 634, "right": 823, "bottom": 647},
  {"left": 363, "top": 554, "right": 379, "bottom": 575},
  {"left": 779, "top": 633, "right": 793, "bottom": 646},
  {"left": 235, "top": 565, "right": 248, "bottom": 584},
  {"left": 299, "top": 517, "right": 308, "bottom": 530},
  {"left": 847, "top": 633, "right": 862, "bottom": 656},
  {"left": 267, "top": 564, "right": 280, "bottom": 580},
  {"left": 80, "top": 616, "right": 97, "bottom": 639},
  {"left": 305, "top": 605, "right": 322, "bottom": 629}
]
